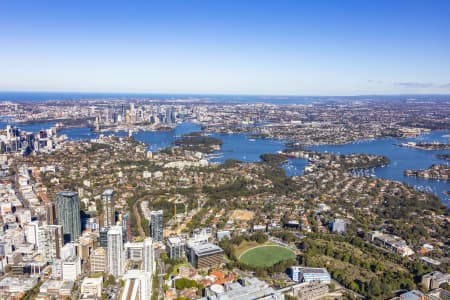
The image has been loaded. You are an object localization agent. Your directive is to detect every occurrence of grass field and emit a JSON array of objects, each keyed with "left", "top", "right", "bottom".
[{"left": 238, "top": 245, "right": 295, "bottom": 267}]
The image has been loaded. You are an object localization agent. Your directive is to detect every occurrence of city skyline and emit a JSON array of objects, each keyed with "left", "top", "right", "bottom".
[{"left": 1, "top": 0, "right": 450, "bottom": 95}]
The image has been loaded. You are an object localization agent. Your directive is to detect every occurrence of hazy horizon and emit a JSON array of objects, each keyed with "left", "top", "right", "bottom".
[{"left": 1, "top": 0, "right": 450, "bottom": 95}]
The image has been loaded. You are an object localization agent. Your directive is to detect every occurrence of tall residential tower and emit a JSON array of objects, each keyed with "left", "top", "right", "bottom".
[
  {"left": 56, "top": 191, "right": 81, "bottom": 243},
  {"left": 107, "top": 226, "right": 124, "bottom": 277},
  {"left": 101, "top": 189, "right": 115, "bottom": 227},
  {"left": 150, "top": 210, "right": 163, "bottom": 242}
]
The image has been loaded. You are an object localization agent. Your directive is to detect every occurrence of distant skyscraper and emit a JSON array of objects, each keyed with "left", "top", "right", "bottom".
[
  {"left": 37, "top": 225, "right": 64, "bottom": 262},
  {"left": 107, "top": 226, "right": 124, "bottom": 277},
  {"left": 46, "top": 202, "right": 57, "bottom": 225},
  {"left": 143, "top": 238, "right": 155, "bottom": 274},
  {"left": 101, "top": 189, "right": 115, "bottom": 227},
  {"left": 150, "top": 210, "right": 163, "bottom": 242},
  {"left": 56, "top": 191, "right": 81, "bottom": 243}
]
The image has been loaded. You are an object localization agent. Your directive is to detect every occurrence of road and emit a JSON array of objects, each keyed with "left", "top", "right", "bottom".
[{"left": 132, "top": 200, "right": 145, "bottom": 238}]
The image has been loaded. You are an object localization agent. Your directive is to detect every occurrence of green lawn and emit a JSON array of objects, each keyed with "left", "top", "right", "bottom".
[{"left": 239, "top": 245, "right": 295, "bottom": 267}]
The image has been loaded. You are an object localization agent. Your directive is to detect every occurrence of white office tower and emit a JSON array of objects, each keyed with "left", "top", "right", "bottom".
[
  {"left": 37, "top": 225, "right": 64, "bottom": 262},
  {"left": 62, "top": 256, "right": 81, "bottom": 281},
  {"left": 143, "top": 238, "right": 155, "bottom": 274},
  {"left": 24, "top": 221, "right": 39, "bottom": 246},
  {"left": 121, "top": 270, "right": 151, "bottom": 300},
  {"left": 107, "top": 226, "right": 124, "bottom": 277}
]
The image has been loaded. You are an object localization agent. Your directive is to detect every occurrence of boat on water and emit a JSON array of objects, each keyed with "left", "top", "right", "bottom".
[{"left": 248, "top": 138, "right": 256, "bottom": 142}]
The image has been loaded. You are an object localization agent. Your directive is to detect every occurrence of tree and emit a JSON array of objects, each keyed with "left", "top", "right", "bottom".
[
  {"left": 175, "top": 278, "right": 197, "bottom": 290},
  {"left": 368, "top": 278, "right": 382, "bottom": 297},
  {"left": 328, "top": 282, "right": 336, "bottom": 292},
  {"left": 349, "top": 281, "right": 359, "bottom": 292},
  {"left": 106, "top": 275, "right": 116, "bottom": 286}
]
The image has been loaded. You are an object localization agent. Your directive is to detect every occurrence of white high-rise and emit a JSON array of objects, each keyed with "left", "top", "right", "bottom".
[
  {"left": 37, "top": 225, "right": 64, "bottom": 262},
  {"left": 143, "top": 238, "right": 155, "bottom": 274},
  {"left": 107, "top": 226, "right": 124, "bottom": 277},
  {"left": 24, "top": 221, "right": 39, "bottom": 246}
]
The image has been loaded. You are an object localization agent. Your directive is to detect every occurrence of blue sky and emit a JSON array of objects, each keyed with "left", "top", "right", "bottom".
[{"left": 1, "top": 0, "right": 450, "bottom": 95}]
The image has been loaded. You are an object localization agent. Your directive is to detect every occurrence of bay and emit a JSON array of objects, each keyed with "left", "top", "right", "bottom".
[{"left": 2, "top": 121, "right": 448, "bottom": 205}]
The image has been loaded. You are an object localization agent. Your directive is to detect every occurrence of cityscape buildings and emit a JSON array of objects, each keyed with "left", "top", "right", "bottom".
[{"left": 1, "top": 1, "right": 450, "bottom": 299}]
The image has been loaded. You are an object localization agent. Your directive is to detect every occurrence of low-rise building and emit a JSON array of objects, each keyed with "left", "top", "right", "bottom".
[
  {"left": 80, "top": 277, "right": 103, "bottom": 298},
  {"left": 331, "top": 219, "right": 347, "bottom": 233},
  {"left": 399, "top": 290, "right": 426, "bottom": 300},
  {"left": 39, "top": 280, "right": 74, "bottom": 299},
  {"left": 369, "top": 231, "right": 414, "bottom": 257},
  {"left": 0, "top": 277, "right": 38, "bottom": 294},
  {"left": 202, "top": 277, "right": 283, "bottom": 300},
  {"left": 421, "top": 271, "right": 450, "bottom": 290},
  {"left": 216, "top": 230, "right": 231, "bottom": 241},
  {"left": 289, "top": 266, "right": 331, "bottom": 284}
]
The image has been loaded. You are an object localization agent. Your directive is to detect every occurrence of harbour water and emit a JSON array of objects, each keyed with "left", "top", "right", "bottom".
[
  {"left": 307, "top": 131, "right": 450, "bottom": 205},
  {"left": 1, "top": 121, "right": 448, "bottom": 205}
]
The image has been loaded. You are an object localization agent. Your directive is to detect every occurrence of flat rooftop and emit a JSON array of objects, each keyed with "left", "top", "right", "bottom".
[
  {"left": 168, "top": 236, "right": 184, "bottom": 245},
  {"left": 192, "top": 243, "right": 223, "bottom": 256},
  {"left": 291, "top": 266, "right": 329, "bottom": 274},
  {"left": 58, "top": 191, "right": 77, "bottom": 197},
  {"left": 102, "top": 189, "right": 114, "bottom": 196}
]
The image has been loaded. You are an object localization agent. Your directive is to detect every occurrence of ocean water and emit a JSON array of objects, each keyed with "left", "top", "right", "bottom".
[{"left": 0, "top": 91, "right": 318, "bottom": 104}]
